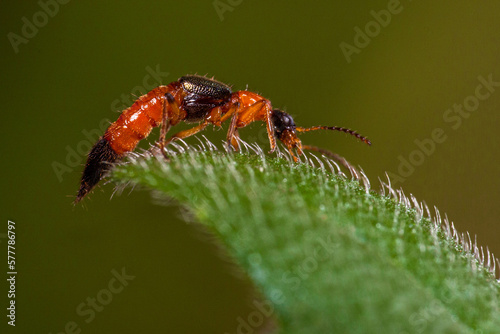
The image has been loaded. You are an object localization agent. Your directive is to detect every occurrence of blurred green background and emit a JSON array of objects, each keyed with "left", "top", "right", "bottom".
[{"left": 1, "top": 0, "right": 499, "bottom": 333}]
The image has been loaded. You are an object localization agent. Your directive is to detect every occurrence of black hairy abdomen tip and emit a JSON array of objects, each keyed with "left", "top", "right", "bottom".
[{"left": 74, "top": 138, "right": 120, "bottom": 203}]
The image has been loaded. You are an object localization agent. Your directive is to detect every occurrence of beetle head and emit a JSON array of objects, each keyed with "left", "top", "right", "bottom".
[{"left": 271, "top": 109, "right": 303, "bottom": 159}]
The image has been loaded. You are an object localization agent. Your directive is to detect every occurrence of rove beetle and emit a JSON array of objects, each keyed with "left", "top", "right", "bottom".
[{"left": 75, "top": 74, "right": 370, "bottom": 203}]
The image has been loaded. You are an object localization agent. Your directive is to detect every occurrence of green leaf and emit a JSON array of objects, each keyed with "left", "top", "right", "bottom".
[{"left": 113, "top": 144, "right": 500, "bottom": 334}]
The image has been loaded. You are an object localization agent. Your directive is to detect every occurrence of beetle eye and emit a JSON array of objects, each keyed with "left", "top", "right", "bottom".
[{"left": 282, "top": 114, "right": 295, "bottom": 129}]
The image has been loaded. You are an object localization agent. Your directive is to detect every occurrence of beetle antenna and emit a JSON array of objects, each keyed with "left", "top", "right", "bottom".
[{"left": 296, "top": 126, "right": 371, "bottom": 146}]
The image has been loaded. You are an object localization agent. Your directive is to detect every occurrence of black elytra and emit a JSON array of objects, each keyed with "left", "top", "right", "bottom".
[{"left": 179, "top": 75, "right": 233, "bottom": 122}]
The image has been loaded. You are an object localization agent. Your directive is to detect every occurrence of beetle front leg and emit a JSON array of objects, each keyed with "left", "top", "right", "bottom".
[
  {"left": 233, "top": 100, "right": 276, "bottom": 153},
  {"left": 264, "top": 107, "right": 277, "bottom": 154}
]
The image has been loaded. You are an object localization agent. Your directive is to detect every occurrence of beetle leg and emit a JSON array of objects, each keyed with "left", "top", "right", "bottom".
[
  {"left": 163, "top": 121, "right": 209, "bottom": 148},
  {"left": 226, "top": 112, "right": 239, "bottom": 151},
  {"left": 264, "top": 107, "right": 276, "bottom": 153},
  {"left": 213, "top": 99, "right": 240, "bottom": 151},
  {"left": 232, "top": 100, "right": 276, "bottom": 153},
  {"left": 230, "top": 129, "right": 240, "bottom": 150},
  {"left": 158, "top": 93, "right": 181, "bottom": 159},
  {"left": 287, "top": 146, "right": 299, "bottom": 163}
]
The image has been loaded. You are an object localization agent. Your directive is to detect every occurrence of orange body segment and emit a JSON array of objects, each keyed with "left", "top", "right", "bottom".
[{"left": 103, "top": 85, "right": 182, "bottom": 155}]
